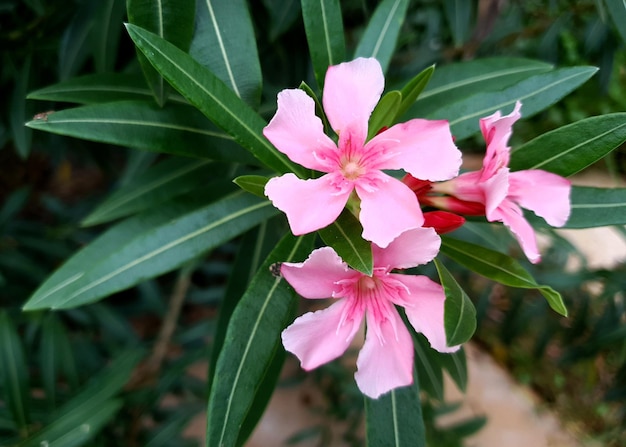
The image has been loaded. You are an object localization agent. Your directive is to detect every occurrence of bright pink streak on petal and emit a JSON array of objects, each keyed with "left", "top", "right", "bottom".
[
  {"left": 282, "top": 300, "right": 363, "bottom": 370},
  {"left": 281, "top": 247, "right": 357, "bottom": 299},
  {"left": 263, "top": 89, "right": 338, "bottom": 172},
  {"left": 264, "top": 173, "right": 351, "bottom": 235},
  {"left": 480, "top": 101, "right": 522, "bottom": 179},
  {"left": 398, "top": 275, "right": 461, "bottom": 353},
  {"left": 354, "top": 307, "right": 414, "bottom": 398},
  {"left": 323, "top": 58, "right": 384, "bottom": 145},
  {"left": 368, "top": 119, "right": 461, "bottom": 181},
  {"left": 357, "top": 173, "right": 424, "bottom": 248},
  {"left": 491, "top": 200, "right": 542, "bottom": 263},
  {"left": 372, "top": 227, "right": 441, "bottom": 271},
  {"left": 509, "top": 169, "right": 571, "bottom": 227}
]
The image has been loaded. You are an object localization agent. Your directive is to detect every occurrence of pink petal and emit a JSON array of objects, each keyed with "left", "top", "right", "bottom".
[
  {"left": 265, "top": 173, "right": 351, "bottom": 235},
  {"left": 282, "top": 299, "right": 363, "bottom": 370},
  {"left": 372, "top": 227, "right": 441, "bottom": 271},
  {"left": 323, "top": 58, "right": 384, "bottom": 145},
  {"left": 480, "top": 101, "right": 522, "bottom": 178},
  {"left": 356, "top": 172, "right": 424, "bottom": 248},
  {"left": 491, "top": 200, "right": 541, "bottom": 263},
  {"left": 281, "top": 247, "right": 356, "bottom": 299},
  {"left": 509, "top": 169, "right": 571, "bottom": 227},
  {"left": 433, "top": 171, "right": 484, "bottom": 204},
  {"left": 397, "top": 275, "right": 461, "bottom": 353},
  {"left": 264, "top": 89, "right": 338, "bottom": 172},
  {"left": 367, "top": 119, "right": 461, "bottom": 181},
  {"left": 354, "top": 307, "right": 414, "bottom": 398},
  {"left": 483, "top": 167, "right": 510, "bottom": 219}
]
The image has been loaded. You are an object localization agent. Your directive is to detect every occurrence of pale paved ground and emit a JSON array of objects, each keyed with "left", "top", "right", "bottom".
[{"left": 183, "top": 169, "right": 625, "bottom": 446}]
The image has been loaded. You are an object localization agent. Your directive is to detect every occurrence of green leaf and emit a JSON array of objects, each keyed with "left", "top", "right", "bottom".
[
  {"left": 440, "top": 237, "right": 568, "bottom": 316},
  {"left": 439, "top": 346, "right": 468, "bottom": 392},
  {"left": 509, "top": 113, "right": 626, "bottom": 176},
  {"left": 127, "top": 0, "right": 196, "bottom": 105},
  {"left": 233, "top": 175, "right": 270, "bottom": 198},
  {"left": 0, "top": 311, "right": 30, "bottom": 433},
  {"left": 190, "top": 0, "right": 262, "bottom": 106},
  {"left": 412, "top": 333, "right": 444, "bottom": 401},
  {"left": 604, "top": 0, "right": 626, "bottom": 45},
  {"left": 396, "top": 64, "right": 435, "bottom": 120},
  {"left": 206, "top": 233, "right": 315, "bottom": 447},
  {"left": 10, "top": 57, "right": 32, "bottom": 158},
  {"left": 91, "top": 0, "right": 126, "bottom": 73},
  {"left": 59, "top": 1, "right": 96, "bottom": 80},
  {"left": 82, "top": 157, "right": 220, "bottom": 226},
  {"left": 434, "top": 259, "right": 477, "bottom": 346},
  {"left": 262, "top": 0, "right": 301, "bottom": 41},
  {"left": 564, "top": 186, "right": 626, "bottom": 229},
  {"left": 26, "top": 100, "right": 257, "bottom": 165},
  {"left": 24, "top": 191, "right": 278, "bottom": 310},
  {"left": 27, "top": 73, "right": 182, "bottom": 105},
  {"left": 367, "top": 90, "right": 402, "bottom": 140},
  {"left": 426, "top": 66, "right": 598, "bottom": 140},
  {"left": 365, "top": 379, "right": 425, "bottom": 447},
  {"left": 40, "top": 314, "right": 79, "bottom": 409},
  {"left": 125, "top": 23, "right": 304, "bottom": 176},
  {"left": 407, "top": 58, "right": 554, "bottom": 118},
  {"left": 318, "top": 208, "right": 373, "bottom": 275},
  {"left": 301, "top": 0, "right": 345, "bottom": 89},
  {"left": 17, "top": 350, "right": 142, "bottom": 447},
  {"left": 443, "top": 0, "right": 474, "bottom": 47},
  {"left": 354, "top": 0, "right": 410, "bottom": 73}
]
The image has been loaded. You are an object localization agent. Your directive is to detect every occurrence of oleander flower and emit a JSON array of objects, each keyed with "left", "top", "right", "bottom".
[
  {"left": 264, "top": 57, "right": 461, "bottom": 248},
  {"left": 427, "top": 101, "right": 571, "bottom": 263},
  {"left": 280, "top": 228, "right": 460, "bottom": 399}
]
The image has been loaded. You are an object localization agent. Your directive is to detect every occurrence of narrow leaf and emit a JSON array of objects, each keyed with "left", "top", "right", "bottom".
[
  {"left": 564, "top": 186, "right": 626, "bottom": 229},
  {"left": 318, "top": 208, "right": 373, "bottom": 275},
  {"left": 190, "top": 0, "right": 262, "bottom": 106},
  {"left": 206, "top": 233, "right": 315, "bottom": 447},
  {"left": 301, "top": 0, "right": 345, "bottom": 88},
  {"left": 407, "top": 58, "right": 554, "bottom": 118},
  {"left": 127, "top": 0, "right": 196, "bottom": 105},
  {"left": 434, "top": 259, "right": 477, "bottom": 346},
  {"left": 59, "top": 1, "right": 96, "bottom": 80},
  {"left": 604, "top": 0, "right": 626, "bottom": 45},
  {"left": 125, "top": 23, "right": 304, "bottom": 176},
  {"left": 10, "top": 58, "right": 32, "bottom": 158},
  {"left": 0, "top": 311, "right": 30, "bottom": 433},
  {"left": 24, "top": 191, "right": 278, "bottom": 310},
  {"left": 412, "top": 334, "right": 444, "bottom": 401},
  {"left": 509, "top": 113, "right": 626, "bottom": 176},
  {"left": 354, "top": 0, "right": 410, "bottom": 73},
  {"left": 17, "top": 350, "right": 142, "bottom": 447},
  {"left": 443, "top": 0, "right": 474, "bottom": 47},
  {"left": 440, "top": 237, "right": 568, "bottom": 316},
  {"left": 438, "top": 346, "right": 468, "bottom": 392},
  {"left": 368, "top": 90, "right": 402, "bottom": 140},
  {"left": 82, "top": 157, "right": 220, "bottom": 226},
  {"left": 365, "top": 378, "right": 425, "bottom": 447},
  {"left": 27, "top": 73, "right": 177, "bottom": 105},
  {"left": 396, "top": 64, "right": 435, "bottom": 120},
  {"left": 233, "top": 175, "right": 270, "bottom": 198},
  {"left": 426, "top": 66, "right": 598, "bottom": 140},
  {"left": 262, "top": 0, "right": 301, "bottom": 40},
  {"left": 26, "top": 100, "right": 257, "bottom": 165},
  {"left": 92, "top": 0, "right": 126, "bottom": 73}
]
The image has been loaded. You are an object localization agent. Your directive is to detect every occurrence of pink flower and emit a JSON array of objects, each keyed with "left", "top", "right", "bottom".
[
  {"left": 280, "top": 228, "right": 460, "bottom": 399},
  {"left": 264, "top": 58, "right": 461, "bottom": 248},
  {"left": 431, "top": 101, "right": 571, "bottom": 263}
]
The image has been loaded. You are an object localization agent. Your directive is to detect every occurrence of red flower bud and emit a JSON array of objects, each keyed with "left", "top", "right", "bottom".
[{"left": 423, "top": 211, "right": 466, "bottom": 234}]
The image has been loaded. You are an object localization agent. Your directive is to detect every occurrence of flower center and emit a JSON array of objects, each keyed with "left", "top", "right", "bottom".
[{"left": 341, "top": 159, "right": 366, "bottom": 181}]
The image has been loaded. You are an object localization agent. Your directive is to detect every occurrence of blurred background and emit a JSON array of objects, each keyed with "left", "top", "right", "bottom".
[{"left": 0, "top": 0, "right": 625, "bottom": 445}]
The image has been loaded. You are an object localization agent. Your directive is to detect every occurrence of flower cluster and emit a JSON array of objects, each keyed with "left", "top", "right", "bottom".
[{"left": 262, "top": 58, "right": 571, "bottom": 398}]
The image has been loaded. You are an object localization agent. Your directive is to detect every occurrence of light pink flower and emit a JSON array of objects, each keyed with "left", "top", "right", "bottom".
[
  {"left": 280, "top": 228, "right": 460, "bottom": 399},
  {"left": 264, "top": 57, "right": 461, "bottom": 248},
  {"left": 432, "top": 101, "right": 571, "bottom": 263}
]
